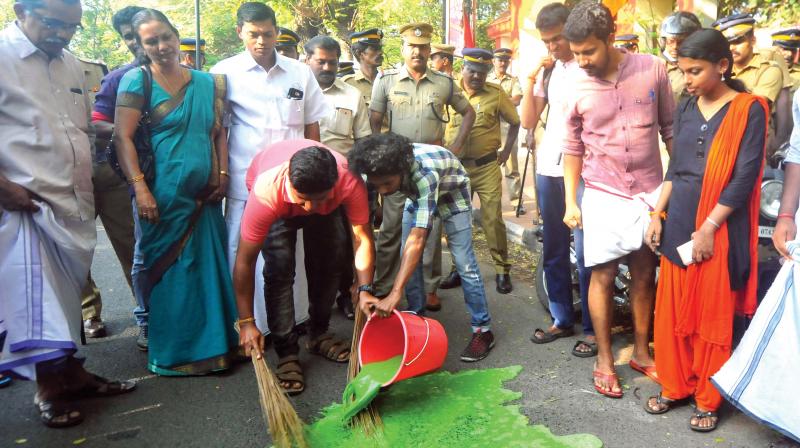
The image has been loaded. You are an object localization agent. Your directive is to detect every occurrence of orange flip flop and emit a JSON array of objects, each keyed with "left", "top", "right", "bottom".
[
  {"left": 592, "top": 369, "right": 623, "bottom": 398},
  {"left": 629, "top": 359, "right": 660, "bottom": 384}
]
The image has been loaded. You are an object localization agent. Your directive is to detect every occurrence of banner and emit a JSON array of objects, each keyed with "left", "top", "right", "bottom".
[{"left": 447, "top": 0, "right": 475, "bottom": 55}]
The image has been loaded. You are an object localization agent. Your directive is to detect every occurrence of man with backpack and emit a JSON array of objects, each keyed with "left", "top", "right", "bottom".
[{"left": 520, "top": 3, "right": 596, "bottom": 357}]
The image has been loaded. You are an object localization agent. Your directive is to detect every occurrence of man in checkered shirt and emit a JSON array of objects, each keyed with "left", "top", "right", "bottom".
[{"left": 348, "top": 133, "right": 496, "bottom": 362}]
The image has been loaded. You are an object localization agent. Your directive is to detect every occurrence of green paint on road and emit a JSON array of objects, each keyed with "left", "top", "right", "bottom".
[
  {"left": 306, "top": 366, "right": 603, "bottom": 448},
  {"left": 341, "top": 355, "right": 402, "bottom": 423}
]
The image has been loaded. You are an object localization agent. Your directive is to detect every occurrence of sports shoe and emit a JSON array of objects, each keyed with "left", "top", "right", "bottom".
[
  {"left": 136, "top": 326, "right": 148, "bottom": 351},
  {"left": 460, "top": 330, "right": 495, "bottom": 362}
]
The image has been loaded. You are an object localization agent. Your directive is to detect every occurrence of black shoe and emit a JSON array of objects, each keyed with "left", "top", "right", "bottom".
[
  {"left": 136, "top": 326, "right": 148, "bottom": 352},
  {"left": 440, "top": 271, "right": 461, "bottom": 289},
  {"left": 83, "top": 318, "right": 106, "bottom": 338},
  {"left": 460, "top": 330, "right": 495, "bottom": 362},
  {"left": 495, "top": 274, "right": 512, "bottom": 294}
]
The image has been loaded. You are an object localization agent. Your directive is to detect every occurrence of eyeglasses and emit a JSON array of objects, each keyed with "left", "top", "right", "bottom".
[{"left": 27, "top": 10, "right": 83, "bottom": 33}]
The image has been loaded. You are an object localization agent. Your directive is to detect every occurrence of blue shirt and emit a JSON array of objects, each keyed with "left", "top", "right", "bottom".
[{"left": 92, "top": 62, "right": 136, "bottom": 162}]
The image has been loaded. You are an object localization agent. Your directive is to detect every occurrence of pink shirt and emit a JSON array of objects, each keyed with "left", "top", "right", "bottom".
[
  {"left": 240, "top": 139, "right": 369, "bottom": 243},
  {"left": 563, "top": 51, "right": 674, "bottom": 195}
]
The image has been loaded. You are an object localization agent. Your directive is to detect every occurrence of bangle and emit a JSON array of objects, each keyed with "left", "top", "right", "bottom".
[
  {"left": 649, "top": 211, "right": 666, "bottom": 220},
  {"left": 219, "top": 170, "right": 229, "bottom": 176},
  {"left": 705, "top": 217, "right": 720, "bottom": 229},
  {"left": 128, "top": 173, "right": 145, "bottom": 185},
  {"left": 778, "top": 213, "right": 795, "bottom": 220},
  {"left": 236, "top": 317, "right": 255, "bottom": 326}
]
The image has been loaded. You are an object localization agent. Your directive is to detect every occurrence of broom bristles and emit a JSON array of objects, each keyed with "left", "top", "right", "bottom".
[
  {"left": 347, "top": 310, "right": 383, "bottom": 435},
  {"left": 251, "top": 353, "right": 308, "bottom": 448}
]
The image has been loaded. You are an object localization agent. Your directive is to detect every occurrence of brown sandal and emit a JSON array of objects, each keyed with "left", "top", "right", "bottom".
[
  {"left": 306, "top": 333, "right": 350, "bottom": 363},
  {"left": 275, "top": 355, "right": 304, "bottom": 396}
]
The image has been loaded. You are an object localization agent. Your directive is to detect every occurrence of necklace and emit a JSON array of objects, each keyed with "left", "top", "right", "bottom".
[{"left": 153, "top": 66, "right": 185, "bottom": 95}]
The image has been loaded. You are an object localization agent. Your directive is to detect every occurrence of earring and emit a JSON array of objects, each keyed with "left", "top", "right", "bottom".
[{"left": 721, "top": 73, "right": 725, "bottom": 81}]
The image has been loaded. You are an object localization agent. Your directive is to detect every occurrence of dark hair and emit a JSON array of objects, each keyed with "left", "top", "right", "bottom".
[
  {"left": 536, "top": 3, "right": 570, "bottom": 30},
  {"left": 112, "top": 6, "right": 145, "bottom": 35},
  {"left": 432, "top": 53, "right": 454, "bottom": 64},
  {"left": 236, "top": 2, "right": 277, "bottom": 28},
  {"left": 348, "top": 133, "right": 415, "bottom": 177},
  {"left": 17, "top": 0, "right": 80, "bottom": 7},
  {"left": 304, "top": 36, "right": 341, "bottom": 58},
  {"left": 351, "top": 41, "right": 381, "bottom": 62},
  {"left": 289, "top": 147, "right": 339, "bottom": 194},
  {"left": 563, "top": 0, "right": 615, "bottom": 43},
  {"left": 131, "top": 9, "right": 179, "bottom": 64},
  {"left": 678, "top": 29, "right": 747, "bottom": 93}
]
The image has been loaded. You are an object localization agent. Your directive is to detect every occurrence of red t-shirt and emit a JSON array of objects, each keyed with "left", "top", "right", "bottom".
[{"left": 239, "top": 139, "right": 369, "bottom": 243}]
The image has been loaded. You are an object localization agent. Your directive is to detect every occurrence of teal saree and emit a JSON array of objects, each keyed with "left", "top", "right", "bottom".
[{"left": 118, "top": 68, "right": 238, "bottom": 376}]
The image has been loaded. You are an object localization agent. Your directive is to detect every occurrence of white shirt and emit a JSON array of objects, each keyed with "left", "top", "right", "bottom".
[
  {"left": 210, "top": 50, "right": 329, "bottom": 200},
  {"left": 533, "top": 58, "right": 580, "bottom": 178},
  {"left": 0, "top": 23, "right": 94, "bottom": 220},
  {"left": 319, "top": 79, "right": 371, "bottom": 155}
]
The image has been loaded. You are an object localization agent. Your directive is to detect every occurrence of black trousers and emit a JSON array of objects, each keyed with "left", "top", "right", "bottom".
[{"left": 261, "top": 210, "right": 347, "bottom": 358}]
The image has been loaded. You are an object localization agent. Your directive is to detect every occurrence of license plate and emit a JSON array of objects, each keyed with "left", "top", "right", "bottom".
[{"left": 758, "top": 226, "right": 775, "bottom": 238}]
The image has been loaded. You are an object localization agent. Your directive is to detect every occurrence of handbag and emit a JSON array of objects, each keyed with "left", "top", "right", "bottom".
[{"left": 107, "top": 65, "right": 155, "bottom": 183}]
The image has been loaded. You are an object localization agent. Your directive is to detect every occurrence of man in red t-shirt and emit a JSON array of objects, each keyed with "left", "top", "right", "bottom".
[{"left": 234, "top": 140, "right": 374, "bottom": 394}]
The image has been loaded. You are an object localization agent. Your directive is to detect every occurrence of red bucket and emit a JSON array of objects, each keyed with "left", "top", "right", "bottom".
[{"left": 358, "top": 310, "right": 448, "bottom": 386}]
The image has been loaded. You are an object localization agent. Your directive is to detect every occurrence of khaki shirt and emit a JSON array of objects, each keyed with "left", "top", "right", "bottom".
[
  {"left": 0, "top": 23, "right": 94, "bottom": 221},
  {"left": 732, "top": 51, "right": 784, "bottom": 104},
  {"left": 666, "top": 62, "right": 689, "bottom": 105},
  {"left": 371, "top": 65, "right": 470, "bottom": 144},
  {"left": 486, "top": 71, "right": 522, "bottom": 99},
  {"left": 343, "top": 69, "right": 375, "bottom": 108},
  {"left": 444, "top": 82, "right": 520, "bottom": 159},
  {"left": 319, "top": 79, "right": 371, "bottom": 155},
  {"left": 79, "top": 59, "right": 107, "bottom": 104}
]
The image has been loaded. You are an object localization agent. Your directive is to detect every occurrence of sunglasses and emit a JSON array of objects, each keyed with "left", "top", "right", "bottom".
[{"left": 27, "top": 9, "right": 83, "bottom": 33}]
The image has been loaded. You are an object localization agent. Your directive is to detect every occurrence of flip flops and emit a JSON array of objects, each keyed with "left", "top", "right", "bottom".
[
  {"left": 66, "top": 375, "right": 136, "bottom": 400},
  {"left": 530, "top": 327, "right": 575, "bottom": 344},
  {"left": 592, "top": 369, "right": 623, "bottom": 398},
  {"left": 571, "top": 340, "right": 598, "bottom": 358},
  {"left": 629, "top": 359, "right": 659, "bottom": 383}
]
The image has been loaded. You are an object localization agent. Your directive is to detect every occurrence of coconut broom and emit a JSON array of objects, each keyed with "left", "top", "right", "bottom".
[
  {"left": 346, "top": 308, "right": 383, "bottom": 435},
  {"left": 236, "top": 322, "right": 308, "bottom": 448}
]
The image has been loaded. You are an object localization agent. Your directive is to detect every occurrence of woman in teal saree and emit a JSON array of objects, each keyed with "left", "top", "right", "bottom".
[{"left": 114, "top": 9, "right": 238, "bottom": 376}]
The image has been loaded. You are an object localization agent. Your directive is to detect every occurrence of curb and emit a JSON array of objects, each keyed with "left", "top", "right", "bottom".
[{"left": 472, "top": 207, "right": 541, "bottom": 254}]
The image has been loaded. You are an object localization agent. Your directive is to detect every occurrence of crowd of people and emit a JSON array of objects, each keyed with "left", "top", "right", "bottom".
[{"left": 1, "top": 0, "right": 799, "bottom": 441}]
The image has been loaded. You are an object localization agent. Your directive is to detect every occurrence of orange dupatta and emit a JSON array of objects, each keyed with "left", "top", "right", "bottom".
[{"left": 674, "top": 93, "right": 768, "bottom": 347}]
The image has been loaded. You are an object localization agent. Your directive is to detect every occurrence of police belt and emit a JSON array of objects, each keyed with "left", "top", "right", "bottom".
[{"left": 460, "top": 152, "right": 497, "bottom": 168}]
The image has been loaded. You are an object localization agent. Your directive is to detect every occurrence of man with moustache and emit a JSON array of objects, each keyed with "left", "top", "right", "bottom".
[
  {"left": 0, "top": 0, "right": 136, "bottom": 428},
  {"left": 306, "top": 35, "right": 371, "bottom": 319},
  {"left": 370, "top": 23, "right": 475, "bottom": 309},
  {"left": 520, "top": 2, "right": 595, "bottom": 357},
  {"left": 82, "top": 5, "right": 145, "bottom": 344},
  {"left": 561, "top": 0, "right": 674, "bottom": 398},
  {"left": 276, "top": 27, "right": 301, "bottom": 60},
  {"left": 658, "top": 11, "right": 702, "bottom": 104},
  {"left": 343, "top": 28, "right": 384, "bottom": 108},
  {"left": 210, "top": 2, "right": 328, "bottom": 360},
  {"left": 442, "top": 48, "right": 519, "bottom": 294}
]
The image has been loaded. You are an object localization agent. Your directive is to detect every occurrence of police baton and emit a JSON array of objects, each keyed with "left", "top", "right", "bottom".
[{"left": 515, "top": 129, "right": 534, "bottom": 218}]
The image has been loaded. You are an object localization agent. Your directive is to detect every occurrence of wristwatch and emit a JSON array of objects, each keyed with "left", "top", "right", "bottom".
[{"left": 357, "top": 284, "right": 374, "bottom": 295}]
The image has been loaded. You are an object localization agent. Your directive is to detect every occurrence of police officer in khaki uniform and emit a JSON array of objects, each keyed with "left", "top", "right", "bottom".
[
  {"left": 344, "top": 29, "right": 384, "bottom": 107},
  {"left": 486, "top": 48, "right": 523, "bottom": 208},
  {"left": 714, "top": 13, "right": 792, "bottom": 153},
  {"left": 613, "top": 34, "right": 639, "bottom": 53},
  {"left": 370, "top": 23, "right": 475, "bottom": 309},
  {"left": 658, "top": 12, "right": 702, "bottom": 104},
  {"left": 773, "top": 28, "right": 800, "bottom": 92},
  {"left": 179, "top": 38, "right": 206, "bottom": 70},
  {"left": 430, "top": 43, "right": 456, "bottom": 77},
  {"left": 443, "top": 48, "right": 519, "bottom": 293},
  {"left": 337, "top": 61, "right": 355, "bottom": 78},
  {"left": 276, "top": 27, "right": 301, "bottom": 60}
]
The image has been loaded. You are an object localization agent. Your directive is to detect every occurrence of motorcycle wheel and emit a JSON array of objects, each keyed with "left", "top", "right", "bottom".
[{"left": 535, "top": 257, "right": 582, "bottom": 318}]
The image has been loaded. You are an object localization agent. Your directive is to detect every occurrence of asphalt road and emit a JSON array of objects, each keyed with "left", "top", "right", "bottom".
[{"left": 1, "top": 222, "right": 796, "bottom": 448}]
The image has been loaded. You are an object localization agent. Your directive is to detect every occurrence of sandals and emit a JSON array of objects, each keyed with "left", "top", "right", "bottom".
[
  {"left": 643, "top": 392, "right": 689, "bottom": 415},
  {"left": 689, "top": 409, "right": 719, "bottom": 432},
  {"left": 530, "top": 327, "right": 575, "bottom": 344},
  {"left": 306, "top": 333, "right": 350, "bottom": 363},
  {"left": 571, "top": 340, "right": 598, "bottom": 358},
  {"left": 592, "top": 368, "right": 623, "bottom": 398},
  {"left": 276, "top": 355, "right": 305, "bottom": 396},
  {"left": 66, "top": 374, "right": 136, "bottom": 399},
  {"left": 35, "top": 398, "right": 83, "bottom": 428},
  {"left": 629, "top": 359, "right": 659, "bottom": 383}
]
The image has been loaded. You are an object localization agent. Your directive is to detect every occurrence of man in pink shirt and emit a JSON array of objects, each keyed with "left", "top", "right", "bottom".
[
  {"left": 561, "top": 0, "right": 674, "bottom": 398},
  {"left": 234, "top": 139, "right": 374, "bottom": 395}
]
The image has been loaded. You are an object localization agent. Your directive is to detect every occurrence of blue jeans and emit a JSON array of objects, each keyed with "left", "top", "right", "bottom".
[
  {"left": 131, "top": 199, "right": 151, "bottom": 328},
  {"left": 535, "top": 175, "right": 593, "bottom": 335},
  {"left": 402, "top": 210, "right": 491, "bottom": 331}
]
